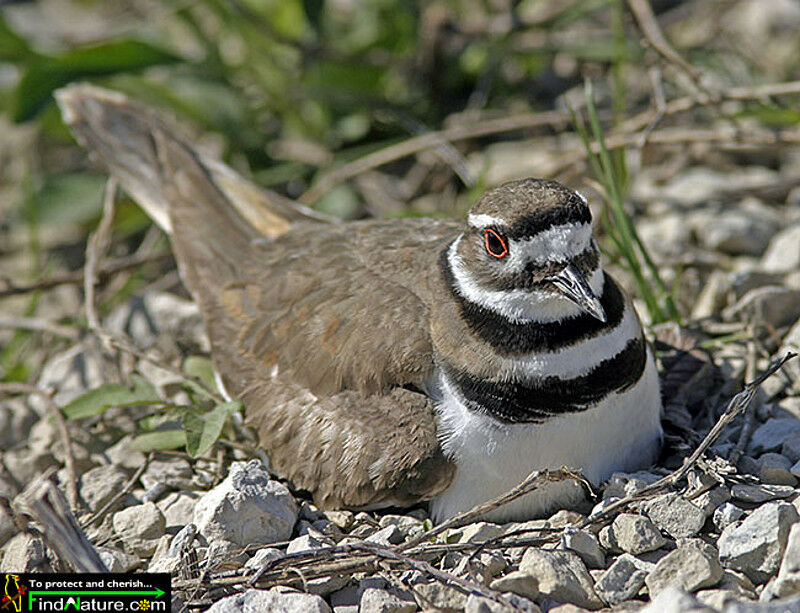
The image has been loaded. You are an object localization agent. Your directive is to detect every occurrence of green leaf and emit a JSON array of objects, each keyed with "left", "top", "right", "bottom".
[
  {"left": 62, "top": 376, "right": 161, "bottom": 420},
  {"left": 183, "top": 401, "right": 241, "bottom": 458},
  {"left": 12, "top": 39, "right": 181, "bottom": 121},
  {"left": 182, "top": 356, "right": 218, "bottom": 392},
  {"left": 130, "top": 428, "right": 186, "bottom": 452}
]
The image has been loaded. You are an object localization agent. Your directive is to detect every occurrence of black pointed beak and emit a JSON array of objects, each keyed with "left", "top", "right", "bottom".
[{"left": 548, "top": 264, "right": 606, "bottom": 322}]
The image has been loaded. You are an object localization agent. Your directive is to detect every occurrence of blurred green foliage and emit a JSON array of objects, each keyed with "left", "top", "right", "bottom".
[{"left": 0, "top": 0, "right": 640, "bottom": 215}]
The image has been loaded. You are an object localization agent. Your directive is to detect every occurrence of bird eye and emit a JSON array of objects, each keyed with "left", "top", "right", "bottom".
[{"left": 483, "top": 228, "right": 509, "bottom": 259}]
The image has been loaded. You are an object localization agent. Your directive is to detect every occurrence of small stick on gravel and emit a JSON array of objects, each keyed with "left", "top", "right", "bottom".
[
  {"left": 730, "top": 323, "right": 759, "bottom": 465},
  {"left": 402, "top": 466, "right": 589, "bottom": 550},
  {"left": 84, "top": 178, "right": 118, "bottom": 354},
  {"left": 16, "top": 477, "right": 108, "bottom": 572},
  {"left": 2, "top": 384, "right": 81, "bottom": 513},
  {"left": 346, "top": 541, "right": 522, "bottom": 611},
  {"left": 82, "top": 453, "right": 153, "bottom": 528},
  {"left": 626, "top": 0, "right": 708, "bottom": 93}
]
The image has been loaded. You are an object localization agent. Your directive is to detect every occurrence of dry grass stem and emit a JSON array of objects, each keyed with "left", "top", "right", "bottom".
[
  {"left": 402, "top": 466, "right": 588, "bottom": 550},
  {"left": 0, "top": 252, "right": 172, "bottom": 299},
  {"left": 16, "top": 477, "right": 108, "bottom": 572}
]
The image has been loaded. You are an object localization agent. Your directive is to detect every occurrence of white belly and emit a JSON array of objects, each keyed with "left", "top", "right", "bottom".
[{"left": 430, "top": 350, "right": 662, "bottom": 523}]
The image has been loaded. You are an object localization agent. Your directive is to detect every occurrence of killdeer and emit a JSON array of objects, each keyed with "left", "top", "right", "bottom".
[{"left": 57, "top": 85, "right": 662, "bottom": 522}]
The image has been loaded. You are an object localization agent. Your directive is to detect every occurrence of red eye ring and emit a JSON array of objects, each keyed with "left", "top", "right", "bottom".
[{"left": 483, "top": 228, "right": 509, "bottom": 259}]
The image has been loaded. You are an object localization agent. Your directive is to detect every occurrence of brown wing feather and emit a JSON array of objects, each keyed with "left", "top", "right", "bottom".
[{"left": 145, "top": 124, "right": 457, "bottom": 507}]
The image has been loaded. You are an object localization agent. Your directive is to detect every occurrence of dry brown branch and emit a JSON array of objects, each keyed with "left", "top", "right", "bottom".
[
  {"left": 345, "top": 542, "right": 518, "bottom": 610},
  {"left": 16, "top": 477, "right": 107, "bottom": 572},
  {"left": 402, "top": 466, "right": 588, "bottom": 550},
  {"left": 620, "top": 81, "right": 800, "bottom": 135},
  {"left": 2, "top": 384, "right": 80, "bottom": 512},
  {"left": 84, "top": 179, "right": 118, "bottom": 353},
  {"left": 626, "top": 0, "right": 706, "bottom": 88},
  {"left": 550, "top": 125, "right": 800, "bottom": 177},
  {"left": 0, "top": 251, "right": 172, "bottom": 299},
  {"left": 298, "top": 81, "right": 800, "bottom": 203},
  {"left": 730, "top": 324, "right": 759, "bottom": 465},
  {"left": 299, "top": 111, "right": 572, "bottom": 203},
  {"left": 0, "top": 315, "right": 80, "bottom": 340},
  {"left": 82, "top": 454, "right": 153, "bottom": 528}
]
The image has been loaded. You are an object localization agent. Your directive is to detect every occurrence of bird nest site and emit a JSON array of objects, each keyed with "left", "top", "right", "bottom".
[{"left": 3, "top": 1, "right": 800, "bottom": 612}]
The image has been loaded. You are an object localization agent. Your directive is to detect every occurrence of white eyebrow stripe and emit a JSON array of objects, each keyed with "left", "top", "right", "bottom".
[
  {"left": 468, "top": 213, "right": 504, "bottom": 228},
  {"left": 509, "top": 221, "right": 593, "bottom": 265}
]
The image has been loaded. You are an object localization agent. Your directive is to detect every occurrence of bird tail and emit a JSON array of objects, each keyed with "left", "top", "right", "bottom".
[{"left": 55, "top": 83, "right": 328, "bottom": 238}]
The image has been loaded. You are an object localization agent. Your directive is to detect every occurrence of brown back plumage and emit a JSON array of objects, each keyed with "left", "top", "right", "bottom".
[{"left": 57, "top": 84, "right": 456, "bottom": 508}]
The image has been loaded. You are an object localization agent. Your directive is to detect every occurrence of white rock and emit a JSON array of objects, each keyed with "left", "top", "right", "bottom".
[
  {"left": 0, "top": 534, "right": 49, "bottom": 572},
  {"left": 324, "top": 510, "right": 355, "bottom": 531},
  {"left": 726, "top": 595, "right": 800, "bottom": 612},
  {"left": 561, "top": 527, "right": 604, "bottom": 569},
  {"left": 205, "top": 539, "right": 249, "bottom": 572},
  {"left": 365, "top": 524, "right": 404, "bottom": 546},
  {"left": 639, "top": 586, "right": 714, "bottom": 612},
  {"left": 112, "top": 502, "right": 166, "bottom": 556},
  {"left": 245, "top": 547, "right": 283, "bottom": 570},
  {"left": 519, "top": 548, "right": 602, "bottom": 609},
  {"left": 205, "top": 587, "right": 330, "bottom": 613},
  {"left": 104, "top": 435, "right": 147, "bottom": 472},
  {"left": 645, "top": 539, "right": 723, "bottom": 596},
  {"left": 610, "top": 513, "right": 667, "bottom": 554},
  {"left": 411, "top": 579, "right": 466, "bottom": 612},
  {"left": 106, "top": 292, "right": 208, "bottom": 353},
  {"left": 193, "top": 460, "right": 298, "bottom": 547},
  {"left": 718, "top": 501, "right": 799, "bottom": 583},
  {"left": 714, "top": 503, "right": 746, "bottom": 532},
  {"left": 465, "top": 593, "right": 541, "bottom": 613},
  {"left": 724, "top": 287, "right": 800, "bottom": 330},
  {"left": 141, "top": 458, "right": 194, "bottom": 490},
  {"left": 594, "top": 553, "right": 648, "bottom": 606},
  {"left": 286, "top": 533, "right": 332, "bottom": 554},
  {"left": 731, "top": 483, "right": 795, "bottom": 503},
  {"left": 695, "top": 199, "right": 778, "bottom": 256},
  {"left": 31, "top": 345, "right": 105, "bottom": 414},
  {"left": 638, "top": 213, "right": 694, "bottom": 257},
  {"left": 692, "top": 486, "right": 731, "bottom": 518},
  {"left": 452, "top": 522, "right": 504, "bottom": 544},
  {"left": 762, "top": 225, "right": 800, "bottom": 273},
  {"left": 489, "top": 570, "right": 539, "bottom": 600},
  {"left": 156, "top": 491, "right": 200, "bottom": 528},
  {"left": 646, "top": 493, "right": 707, "bottom": 538},
  {"left": 80, "top": 465, "right": 129, "bottom": 512},
  {"left": 97, "top": 547, "right": 140, "bottom": 572},
  {"left": 359, "top": 587, "right": 416, "bottom": 613}
]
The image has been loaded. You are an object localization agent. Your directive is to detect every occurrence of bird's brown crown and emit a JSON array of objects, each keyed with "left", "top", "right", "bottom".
[{"left": 468, "top": 178, "right": 591, "bottom": 240}]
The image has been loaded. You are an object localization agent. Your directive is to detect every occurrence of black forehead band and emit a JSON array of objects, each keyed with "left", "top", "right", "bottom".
[{"left": 504, "top": 199, "right": 592, "bottom": 240}]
